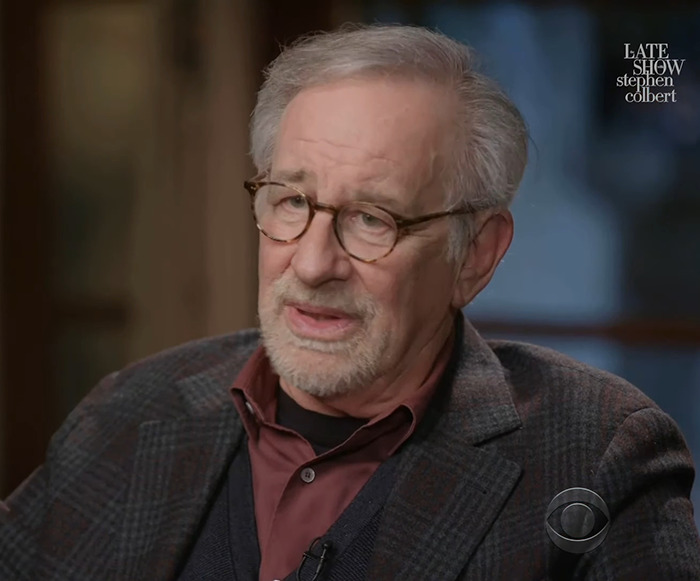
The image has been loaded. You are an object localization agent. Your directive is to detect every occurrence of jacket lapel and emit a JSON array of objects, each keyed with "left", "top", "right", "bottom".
[
  {"left": 115, "top": 367, "right": 246, "bottom": 580},
  {"left": 368, "top": 317, "right": 523, "bottom": 580}
]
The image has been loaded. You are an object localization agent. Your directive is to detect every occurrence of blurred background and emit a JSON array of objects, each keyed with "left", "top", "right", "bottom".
[{"left": 1, "top": 0, "right": 699, "bottom": 530}]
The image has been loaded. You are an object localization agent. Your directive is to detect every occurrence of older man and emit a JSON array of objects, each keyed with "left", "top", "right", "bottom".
[{"left": 1, "top": 24, "right": 699, "bottom": 581}]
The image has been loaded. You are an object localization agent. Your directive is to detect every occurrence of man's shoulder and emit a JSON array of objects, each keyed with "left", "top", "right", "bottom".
[
  {"left": 485, "top": 339, "right": 657, "bottom": 419},
  {"left": 123, "top": 327, "right": 262, "bottom": 383},
  {"left": 474, "top": 340, "right": 682, "bottom": 505},
  {"left": 68, "top": 328, "right": 263, "bottom": 426}
]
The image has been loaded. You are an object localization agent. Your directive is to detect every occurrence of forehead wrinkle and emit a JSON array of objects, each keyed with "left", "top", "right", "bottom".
[
  {"left": 272, "top": 80, "right": 453, "bottom": 212},
  {"left": 290, "top": 136, "right": 403, "bottom": 170},
  {"left": 274, "top": 143, "right": 445, "bottom": 214},
  {"left": 275, "top": 137, "right": 402, "bottom": 192}
]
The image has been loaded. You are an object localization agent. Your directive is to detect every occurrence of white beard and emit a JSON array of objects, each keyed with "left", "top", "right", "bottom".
[{"left": 258, "top": 274, "right": 391, "bottom": 398}]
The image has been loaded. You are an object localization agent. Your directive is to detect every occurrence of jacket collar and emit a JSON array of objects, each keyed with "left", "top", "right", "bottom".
[
  {"left": 115, "top": 359, "right": 247, "bottom": 579},
  {"left": 368, "top": 314, "right": 523, "bottom": 579}
]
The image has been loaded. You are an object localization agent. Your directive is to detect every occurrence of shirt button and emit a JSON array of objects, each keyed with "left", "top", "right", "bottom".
[{"left": 300, "top": 467, "right": 316, "bottom": 483}]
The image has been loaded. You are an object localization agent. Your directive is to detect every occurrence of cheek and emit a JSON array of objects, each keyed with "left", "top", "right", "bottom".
[
  {"left": 377, "top": 254, "right": 454, "bottom": 322},
  {"left": 258, "top": 239, "right": 292, "bottom": 292},
  {"left": 359, "top": 263, "right": 420, "bottom": 328}
]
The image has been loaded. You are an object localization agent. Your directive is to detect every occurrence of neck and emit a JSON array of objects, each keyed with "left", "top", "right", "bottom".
[{"left": 279, "top": 313, "right": 456, "bottom": 418}]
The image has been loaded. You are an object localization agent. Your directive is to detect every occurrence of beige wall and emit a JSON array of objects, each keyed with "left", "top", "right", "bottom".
[
  {"left": 127, "top": 0, "right": 259, "bottom": 361},
  {"left": 0, "top": 0, "right": 262, "bottom": 493},
  {"left": 202, "top": 0, "right": 259, "bottom": 338}
]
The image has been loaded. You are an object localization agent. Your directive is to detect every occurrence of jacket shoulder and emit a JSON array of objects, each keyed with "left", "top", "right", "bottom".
[
  {"left": 122, "top": 328, "right": 261, "bottom": 385},
  {"left": 467, "top": 340, "right": 700, "bottom": 579},
  {"left": 60, "top": 329, "right": 262, "bottom": 433},
  {"left": 486, "top": 339, "right": 657, "bottom": 421}
]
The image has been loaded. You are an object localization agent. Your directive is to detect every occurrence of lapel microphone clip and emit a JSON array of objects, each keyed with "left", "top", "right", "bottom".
[{"left": 296, "top": 537, "right": 333, "bottom": 581}]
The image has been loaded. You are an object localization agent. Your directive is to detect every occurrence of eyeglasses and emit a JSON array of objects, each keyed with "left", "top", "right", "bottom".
[{"left": 244, "top": 178, "right": 479, "bottom": 263}]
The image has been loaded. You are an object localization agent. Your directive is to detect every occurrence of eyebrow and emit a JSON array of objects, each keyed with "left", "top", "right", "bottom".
[
  {"left": 269, "top": 168, "right": 407, "bottom": 212},
  {"left": 269, "top": 168, "right": 309, "bottom": 184},
  {"left": 352, "top": 189, "right": 405, "bottom": 212}
]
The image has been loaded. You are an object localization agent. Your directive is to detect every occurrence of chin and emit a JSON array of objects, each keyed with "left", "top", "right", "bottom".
[
  {"left": 262, "top": 326, "right": 390, "bottom": 399},
  {"left": 271, "top": 352, "right": 370, "bottom": 398}
]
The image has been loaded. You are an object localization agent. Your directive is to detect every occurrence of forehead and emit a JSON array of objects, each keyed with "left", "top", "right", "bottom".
[{"left": 271, "top": 76, "right": 455, "bottom": 209}]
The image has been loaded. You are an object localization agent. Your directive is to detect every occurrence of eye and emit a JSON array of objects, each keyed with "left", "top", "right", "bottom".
[
  {"left": 545, "top": 488, "right": 610, "bottom": 554},
  {"left": 263, "top": 184, "right": 308, "bottom": 210},
  {"left": 360, "top": 212, "right": 384, "bottom": 228},
  {"left": 278, "top": 195, "right": 308, "bottom": 210},
  {"left": 344, "top": 208, "right": 393, "bottom": 233}
]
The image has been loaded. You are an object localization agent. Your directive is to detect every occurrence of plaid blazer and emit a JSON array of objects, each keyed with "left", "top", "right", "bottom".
[{"left": 1, "top": 315, "right": 699, "bottom": 580}]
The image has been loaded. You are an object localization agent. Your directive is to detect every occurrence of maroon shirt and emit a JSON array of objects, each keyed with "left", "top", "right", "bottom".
[{"left": 230, "top": 333, "right": 454, "bottom": 581}]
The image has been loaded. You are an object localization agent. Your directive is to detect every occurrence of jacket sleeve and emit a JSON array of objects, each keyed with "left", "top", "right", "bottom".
[
  {"left": 575, "top": 406, "right": 700, "bottom": 580},
  {"left": 0, "top": 371, "right": 120, "bottom": 581}
]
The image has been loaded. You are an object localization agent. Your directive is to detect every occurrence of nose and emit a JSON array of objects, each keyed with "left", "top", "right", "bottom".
[{"left": 290, "top": 210, "right": 353, "bottom": 286}]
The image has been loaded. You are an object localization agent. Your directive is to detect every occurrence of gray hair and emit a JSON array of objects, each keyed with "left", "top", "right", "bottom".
[{"left": 250, "top": 24, "right": 529, "bottom": 261}]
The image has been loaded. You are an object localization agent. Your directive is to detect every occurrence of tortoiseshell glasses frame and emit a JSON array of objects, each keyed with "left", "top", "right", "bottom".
[{"left": 244, "top": 178, "right": 479, "bottom": 263}]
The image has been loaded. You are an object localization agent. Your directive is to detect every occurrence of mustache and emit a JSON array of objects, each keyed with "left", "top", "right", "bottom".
[{"left": 270, "top": 276, "right": 377, "bottom": 318}]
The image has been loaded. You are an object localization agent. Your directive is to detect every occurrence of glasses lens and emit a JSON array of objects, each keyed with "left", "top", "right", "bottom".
[
  {"left": 254, "top": 184, "right": 310, "bottom": 241},
  {"left": 338, "top": 204, "right": 398, "bottom": 261}
]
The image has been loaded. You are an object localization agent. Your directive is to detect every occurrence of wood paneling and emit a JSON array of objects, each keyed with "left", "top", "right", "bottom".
[{"left": 1, "top": 0, "right": 53, "bottom": 494}]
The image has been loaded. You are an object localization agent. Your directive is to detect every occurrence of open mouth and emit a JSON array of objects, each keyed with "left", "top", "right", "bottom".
[
  {"left": 297, "top": 308, "right": 344, "bottom": 320},
  {"left": 285, "top": 303, "right": 359, "bottom": 340}
]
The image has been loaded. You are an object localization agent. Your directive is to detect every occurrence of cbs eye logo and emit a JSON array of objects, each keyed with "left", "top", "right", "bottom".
[{"left": 545, "top": 487, "right": 610, "bottom": 553}]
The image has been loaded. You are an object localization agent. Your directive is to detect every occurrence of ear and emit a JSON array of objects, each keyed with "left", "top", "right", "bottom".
[{"left": 451, "top": 210, "right": 514, "bottom": 309}]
